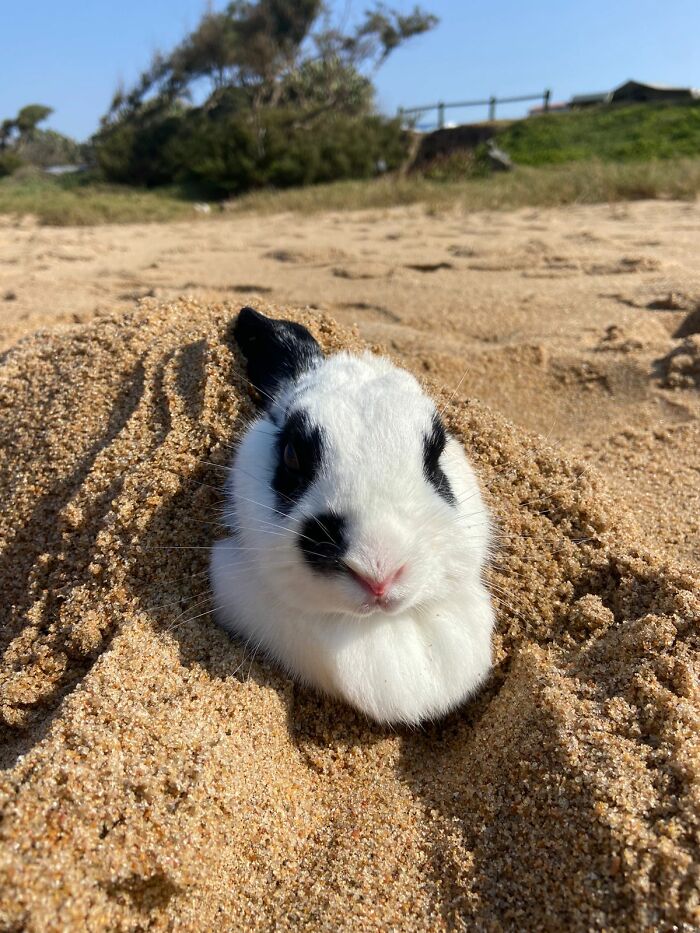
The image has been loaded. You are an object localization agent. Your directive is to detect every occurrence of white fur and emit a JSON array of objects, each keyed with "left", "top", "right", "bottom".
[{"left": 210, "top": 350, "right": 495, "bottom": 725}]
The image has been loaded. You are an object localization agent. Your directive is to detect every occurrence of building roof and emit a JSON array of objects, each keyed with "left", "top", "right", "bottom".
[
  {"left": 567, "top": 81, "right": 700, "bottom": 110},
  {"left": 612, "top": 80, "right": 700, "bottom": 98}
]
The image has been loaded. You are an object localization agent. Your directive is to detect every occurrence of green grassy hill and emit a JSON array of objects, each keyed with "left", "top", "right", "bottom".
[{"left": 493, "top": 100, "right": 700, "bottom": 165}]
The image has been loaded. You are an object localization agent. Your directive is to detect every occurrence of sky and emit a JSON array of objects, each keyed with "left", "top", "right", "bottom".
[{"left": 2, "top": 0, "right": 699, "bottom": 141}]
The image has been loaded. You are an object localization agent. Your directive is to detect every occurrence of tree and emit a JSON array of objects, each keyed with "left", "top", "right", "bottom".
[
  {"left": 0, "top": 119, "right": 15, "bottom": 151},
  {"left": 94, "top": 0, "right": 438, "bottom": 192},
  {"left": 15, "top": 105, "right": 54, "bottom": 140},
  {"left": 103, "top": 1, "right": 436, "bottom": 120},
  {"left": 0, "top": 104, "right": 54, "bottom": 151},
  {"left": 0, "top": 104, "right": 83, "bottom": 169}
]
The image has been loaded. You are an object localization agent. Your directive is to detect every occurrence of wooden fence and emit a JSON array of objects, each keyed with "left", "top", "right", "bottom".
[{"left": 399, "top": 90, "right": 551, "bottom": 130}]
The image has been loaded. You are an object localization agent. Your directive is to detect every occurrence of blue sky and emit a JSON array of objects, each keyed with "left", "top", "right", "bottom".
[{"left": 2, "top": 0, "right": 699, "bottom": 140}]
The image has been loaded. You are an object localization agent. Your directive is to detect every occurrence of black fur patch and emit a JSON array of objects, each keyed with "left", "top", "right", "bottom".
[
  {"left": 423, "top": 414, "right": 456, "bottom": 505},
  {"left": 232, "top": 307, "right": 322, "bottom": 404},
  {"left": 273, "top": 409, "right": 324, "bottom": 509},
  {"left": 298, "top": 512, "right": 348, "bottom": 575}
]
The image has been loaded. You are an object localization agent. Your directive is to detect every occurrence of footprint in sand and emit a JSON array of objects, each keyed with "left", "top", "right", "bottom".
[
  {"left": 404, "top": 261, "right": 454, "bottom": 273},
  {"left": 584, "top": 256, "right": 661, "bottom": 275},
  {"left": 228, "top": 284, "right": 273, "bottom": 294},
  {"left": 119, "top": 287, "right": 158, "bottom": 301},
  {"left": 332, "top": 263, "right": 392, "bottom": 280},
  {"left": 40, "top": 251, "right": 94, "bottom": 263},
  {"left": 564, "top": 231, "right": 604, "bottom": 244},
  {"left": 178, "top": 282, "right": 274, "bottom": 295},
  {"left": 522, "top": 255, "right": 580, "bottom": 278},
  {"left": 265, "top": 247, "right": 346, "bottom": 265},
  {"left": 265, "top": 249, "right": 303, "bottom": 263},
  {"left": 647, "top": 293, "right": 695, "bottom": 311},
  {"left": 601, "top": 292, "right": 645, "bottom": 309}
]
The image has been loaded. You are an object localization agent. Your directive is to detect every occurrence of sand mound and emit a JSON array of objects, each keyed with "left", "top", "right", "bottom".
[{"left": 1, "top": 301, "right": 698, "bottom": 931}]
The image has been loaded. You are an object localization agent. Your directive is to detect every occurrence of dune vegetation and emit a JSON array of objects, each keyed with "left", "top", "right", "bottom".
[
  {"left": 3, "top": 2, "right": 700, "bottom": 227},
  {"left": 2, "top": 155, "right": 700, "bottom": 226}
]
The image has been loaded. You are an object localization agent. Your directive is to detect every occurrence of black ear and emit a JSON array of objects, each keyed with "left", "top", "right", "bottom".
[{"left": 232, "top": 307, "right": 323, "bottom": 404}]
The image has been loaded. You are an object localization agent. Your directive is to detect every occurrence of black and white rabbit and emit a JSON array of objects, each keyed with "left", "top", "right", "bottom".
[{"left": 210, "top": 307, "right": 495, "bottom": 725}]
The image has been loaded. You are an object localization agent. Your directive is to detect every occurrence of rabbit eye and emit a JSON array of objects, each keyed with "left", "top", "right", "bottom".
[
  {"left": 423, "top": 413, "right": 456, "bottom": 506},
  {"left": 284, "top": 442, "right": 300, "bottom": 472},
  {"left": 273, "top": 410, "right": 323, "bottom": 509}
]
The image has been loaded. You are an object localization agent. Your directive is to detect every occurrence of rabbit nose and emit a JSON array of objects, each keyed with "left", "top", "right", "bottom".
[{"left": 347, "top": 565, "right": 405, "bottom": 598}]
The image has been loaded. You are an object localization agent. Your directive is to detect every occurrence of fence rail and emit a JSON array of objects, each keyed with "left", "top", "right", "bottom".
[{"left": 399, "top": 90, "right": 551, "bottom": 129}]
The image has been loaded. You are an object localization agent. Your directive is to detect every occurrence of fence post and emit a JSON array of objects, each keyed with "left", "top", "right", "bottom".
[
  {"left": 437, "top": 101, "right": 445, "bottom": 129},
  {"left": 488, "top": 96, "right": 496, "bottom": 121},
  {"left": 543, "top": 89, "right": 551, "bottom": 112}
]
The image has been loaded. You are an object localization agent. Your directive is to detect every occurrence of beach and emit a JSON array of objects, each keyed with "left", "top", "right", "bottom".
[{"left": 0, "top": 203, "right": 698, "bottom": 930}]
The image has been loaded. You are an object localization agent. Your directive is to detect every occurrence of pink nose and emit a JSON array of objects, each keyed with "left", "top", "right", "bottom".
[{"left": 350, "top": 566, "right": 404, "bottom": 599}]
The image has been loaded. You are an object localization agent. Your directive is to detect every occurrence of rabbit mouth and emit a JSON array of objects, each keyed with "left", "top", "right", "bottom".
[{"left": 352, "top": 589, "right": 413, "bottom": 618}]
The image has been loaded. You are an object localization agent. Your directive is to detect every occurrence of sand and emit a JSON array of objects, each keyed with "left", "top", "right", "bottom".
[
  {"left": 0, "top": 297, "right": 697, "bottom": 931},
  {"left": 0, "top": 202, "right": 699, "bottom": 929},
  {"left": 1, "top": 201, "right": 699, "bottom": 565}
]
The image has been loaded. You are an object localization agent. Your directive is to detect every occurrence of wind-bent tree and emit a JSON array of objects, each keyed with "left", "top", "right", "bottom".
[
  {"left": 0, "top": 104, "right": 80, "bottom": 175},
  {"left": 15, "top": 105, "right": 54, "bottom": 140},
  {"left": 95, "top": 0, "right": 437, "bottom": 193},
  {"left": 0, "top": 104, "right": 54, "bottom": 150},
  {"left": 104, "top": 0, "right": 436, "bottom": 121}
]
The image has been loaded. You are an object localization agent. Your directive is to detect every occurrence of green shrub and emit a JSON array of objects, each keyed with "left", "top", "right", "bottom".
[
  {"left": 93, "top": 100, "right": 184, "bottom": 186},
  {"left": 0, "top": 152, "right": 23, "bottom": 178},
  {"left": 94, "top": 106, "right": 408, "bottom": 196}
]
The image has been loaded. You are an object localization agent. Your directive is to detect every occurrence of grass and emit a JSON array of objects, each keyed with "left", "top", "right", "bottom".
[
  {"left": 229, "top": 157, "right": 700, "bottom": 215},
  {"left": 0, "top": 170, "right": 196, "bottom": 225},
  {"left": 2, "top": 153, "right": 700, "bottom": 228},
  {"left": 493, "top": 100, "right": 700, "bottom": 165}
]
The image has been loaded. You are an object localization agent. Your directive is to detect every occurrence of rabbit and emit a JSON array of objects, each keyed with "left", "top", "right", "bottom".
[{"left": 210, "top": 307, "right": 495, "bottom": 725}]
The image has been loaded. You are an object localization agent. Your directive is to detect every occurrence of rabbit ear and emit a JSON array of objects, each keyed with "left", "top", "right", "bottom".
[{"left": 232, "top": 307, "right": 323, "bottom": 404}]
